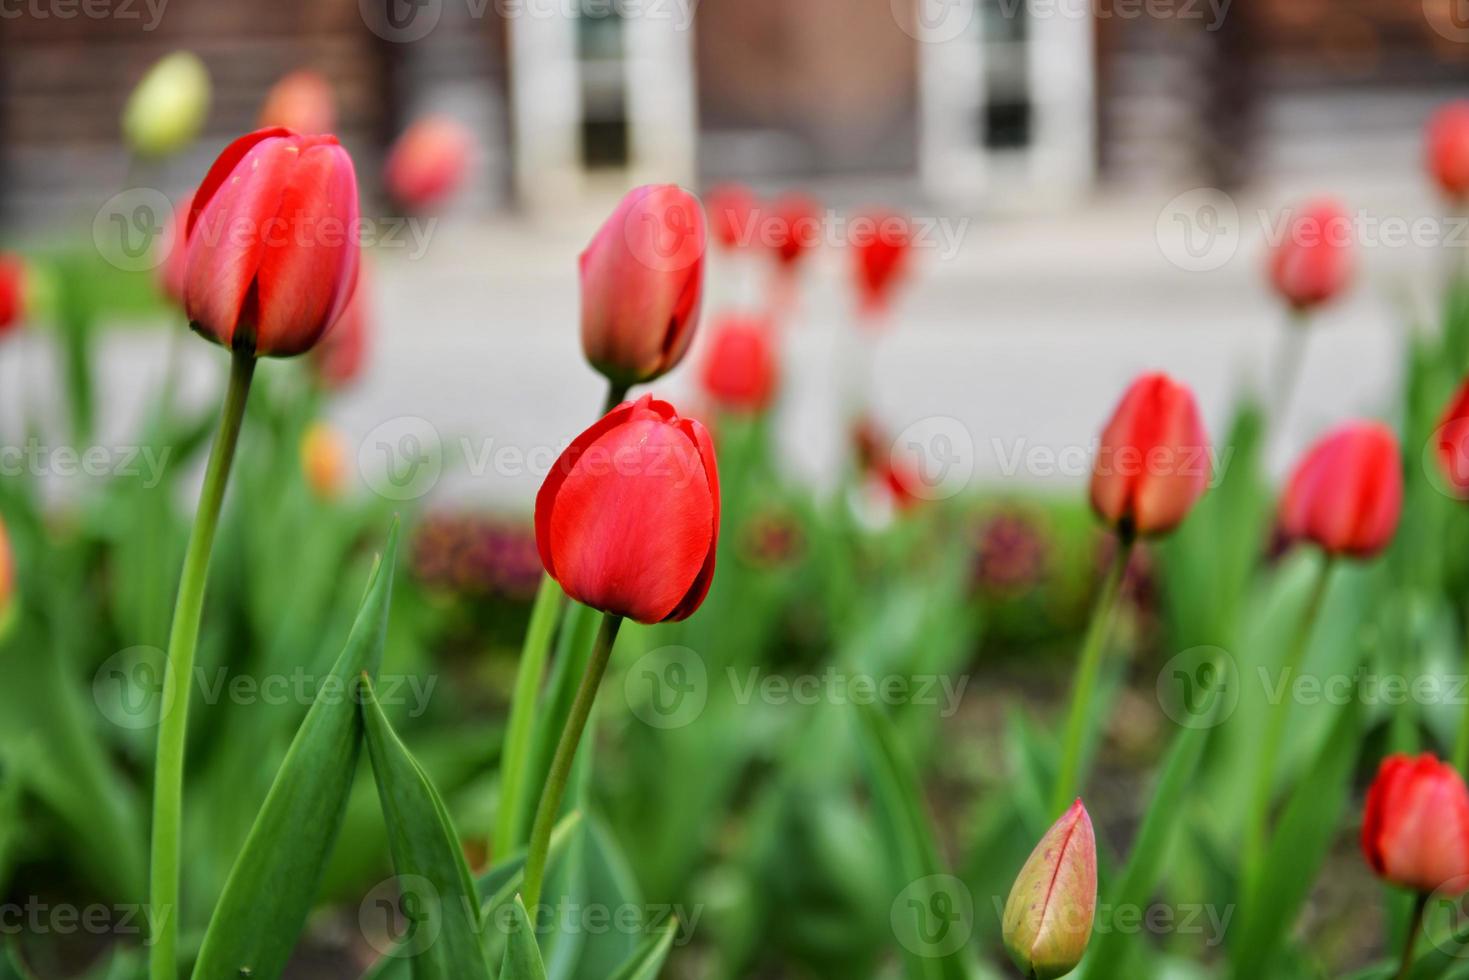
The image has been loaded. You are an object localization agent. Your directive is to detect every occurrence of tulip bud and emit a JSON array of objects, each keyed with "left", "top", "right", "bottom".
[
  {"left": 1428, "top": 102, "right": 1469, "bottom": 202},
  {"left": 700, "top": 315, "right": 778, "bottom": 413},
  {"left": 122, "top": 52, "right": 211, "bottom": 158},
  {"left": 259, "top": 70, "right": 337, "bottom": 136},
  {"left": 155, "top": 191, "right": 193, "bottom": 307},
  {"left": 184, "top": 127, "right": 361, "bottom": 358},
  {"left": 853, "top": 209, "right": 912, "bottom": 313},
  {"left": 1089, "top": 373, "right": 1210, "bottom": 538},
  {"left": 580, "top": 185, "right": 706, "bottom": 388},
  {"left": 384, "top": 116, "right": 473, "bottom": 212},
  {"left": 1438, "top": 378, "right": 1469, "bottom": 498},
  {"left": 1280, "top": 421, "right": 1401, "bottom": 559},
  {"left": 300, "top": 422, "right": 349, "bottom": 500},
  {"left": 0, "top": 517, "right": 13, "bottom": 638},
  {"left": 768, "top": 193, "right": 821, "bottom": 269},
  {"left": 0, "top": 254, "right": 26, "bottom": 336},
  {"left": 1362, "top": 753, "right": 1469, "bottom": 895},
  {"left": 1003, "top": 799, "right": 1097, "bottom": 980},
  {"left": 1268, "top": 199, "right": 1353, "bottom": 312},
  {"left": 705, "top": 184, "right": 758, "bottom": 250},
  {"left": 536, "top": 395, "right": 719, "bottom": 624}
]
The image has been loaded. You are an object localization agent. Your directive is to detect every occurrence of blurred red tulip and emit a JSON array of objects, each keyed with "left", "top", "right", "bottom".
[
  {"left": 1002, "top": 799, "right": 1097, "bottom": 980},
  {"left": 313, "top": 267, "right": 371, "bottom": 387},
  {"left": 384, "top": 116, "right": 473, "bottom": 211},
  {"left": 581, "top": 185, "right": 706, "bottom": 387},
  {"left": 258, "top": 70, "right": 336, "bottom": 136},
  {"left": 156, "top": 191, "right": 193, "bottom": 307},
  {"left": 0, "top": 254, "right": 25, "bottom": 334},
  {"left": 700, "top": 315, "right": 778, "bottom": 412},
  {"left": 1089, "top": 373, "right": 1210, "bottom": 537},
  {"left": 1268, "top": 199, "right": 1353, "bottom": 312},
  {"left": 1363, "top": 753, "right": 1469, "bottom": 895},
  {"left": 0, "top": 516, "right": 13, "bottom": 635},
  {"left": 185, "top": 127, "right": 360, "bottom": 358},
  {"left": 768, "top": 193, "right": 821, "bottom": 269},
  {"left": 1428, "top": 102, "right": 1469, "bottom": 201},
  {"left": 706, "top": 183, "right": 758, "bottom": 251},
  {"left": 853, "top": 209, "right": 912, "bottom": 312},
  {"left": 851, "top": 416, "right": 924, "bottom": 511},
  {"left": 536, "top": 395, "right": 719, "bottom": 624},
  {"left": 1280, "top": 421, "right": 1401, "bottom": 559}
]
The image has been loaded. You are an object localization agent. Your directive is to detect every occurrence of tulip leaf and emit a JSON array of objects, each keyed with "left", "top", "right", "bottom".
[
  {"left": 191, "top": 522, "right": 399, "bottom": 980},
  {"left": 605, "top": 917, "right": 677, "bottom": 980},
  {"left": 361, "top": 674, "right": 493, "bottom": 980},
  {"left": 499, "top": 895, "right": 549, "bottom": 980}
]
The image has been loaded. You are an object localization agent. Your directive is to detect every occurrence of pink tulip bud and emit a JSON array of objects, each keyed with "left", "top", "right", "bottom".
[
  {"left": 258, "top": 70, "right": 336, "bottom": 136},
  {"left": 699, "top": 314, "right": 778, "bottom": 413},
  {"left": 1003, "top": 799, "right": 1097, "bottom": 980},
  {"left": 1280, "top": 421, "right": 1401, "bottom": 559},
  {"left": 384, "top": 116, "right": 473, "bottom": 212},
  {"left": 706, "top": 183, "right": 758, "bottom": 251},
  {"left": 580, "top": 185, "right": 706, "bottom": 387},
  {"left": 1363, "top": 753, "right": 1469, "bottom": 895},
  {"left": 1428, "top": 102, "right": 1469, "bottom": 202},
  {"left": 1268, "top": 199, "right": 1353, "bottom": 312},
  {"left": 184, "top": 128, "right": 361, "bottom": 358},
  {"left": 1089, "top": 373, "right": 1210, "bottom": 538}
]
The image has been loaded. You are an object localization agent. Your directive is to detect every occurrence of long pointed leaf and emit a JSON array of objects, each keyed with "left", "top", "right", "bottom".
[
  {"left": 605, "top": 918, "right": 677, "bottom": 980},
  {"left": 500, "top": 896, "right": 549, "bottom": 980}
]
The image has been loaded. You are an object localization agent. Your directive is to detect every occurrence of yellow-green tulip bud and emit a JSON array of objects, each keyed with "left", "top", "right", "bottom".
[
  {"left": 1002, "top": 799, "right": 1097, "bottom": 979},
  {"left": 122, "top": 52, "right": 211, "bottom": 158}
]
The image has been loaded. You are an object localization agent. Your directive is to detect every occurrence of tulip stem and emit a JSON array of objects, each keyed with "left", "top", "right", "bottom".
[
  {"left": 521, "top": 611, "right": 622, "bottom": 910},
  {"left": 1050, "top": 532, "right": 1134, "bottom": 816},
  {"left": 1398, "top": 892, "right": 1429, "bottom": 980},
  {"left": 149, "top": 348, "right": 255, "bottom": 980},
  {"left": 1269, "top": 311, "right": 1310, "bottom": 435},
  {"left": 604, "top": 382, "right": 630, "bottom": 414},
  {"left": 1455, "top": 605, "right": 1469, "bottom": 774},
  {"left": 1241, "top": 555, "right": 1334, "bottom": 900}
]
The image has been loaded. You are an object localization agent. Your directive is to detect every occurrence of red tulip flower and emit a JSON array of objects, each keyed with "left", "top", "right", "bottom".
[
  {"left": 313, "top": 268, "right": 370, "bottom": 388},
  {"left": 536, "top": 395, "right": 719, "bottom": 624},
  {"left": 1280, "top": 421, "right": 1401, "bottom": 559},
  {"left": 1268, "top": 199, "right": 1353, "bottom": 312},
  {"left": 156, "top": 191, "right": 193, "bottom": 307},
  {"left": 0, "top": 516, "right": 14, "bottom": 636},
  {"left": 185, "top": 127, "right": 361, "bottom": 358},
  {"left": 768, "top": 193, "right": 821, "bottom": 269},
  {"left": 258, "top": 70, "right": 336, "bottom": 136},
  {"left": 700, "top": 315, "right": 778, "bottom": 412},
  {"left": 384, "top": 116, "right": 473, "bottom": 212},
  {"left": 1363, "top": 753, "right": 1469, "bottom": 895},
  {"left": 0, "top": 254, "right": 25, "bottom": 335},
  {"left": 853, "top": 209, "right": 913, "bottom": 313},
  {"left": 580, "top": 185, "right": 706, "bottom": 388},
  {"left": 1089, "top": 373, "right": 1210, "bottom": 538},
  {"left": 706, "top": 184, "right": 758, "bottom": 251},
  {"left": 1428, "top": 102, "right": 1469, "bottom": 202},
  {"left": 1438, "top": 378, "right": 1469, "bottom": 498}
]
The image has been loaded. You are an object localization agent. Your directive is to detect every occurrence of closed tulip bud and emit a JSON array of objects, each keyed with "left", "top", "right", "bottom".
[
  {"left": 300, "top": 422, "right": 349, "bottom": 500},
  {"left": 768, "top": 193, "right": 821, "bottom": 269},
  {"left": 122, "top": 52, "right": 211, "bottom": 158},
  {"left": 853, "top": 209, "right": 912, "bottom": 313},
  {"left": 1268, "top": 199, "right": 1353, "bottom": 312},
  {"left": 1438, "top": 378, "right": 1469, "bottom": 498},
  {"left": 1089, "top": 373, "right": 1210, "bottom": 538},
  {"left": 258, "top": 70, "right": 336, "bottom": 136},
  {"left": 580, "top": 185, "right": 706, "bottom": 388},
  {"left": 384, "top": 116, "right": 473, "bottom": 212},
  {"left": 706, "top": 183, "right": 758, "bottom": 250},
  {"left": 1003, "top": 799, "right": 1097, "bottom": 980},
  {"left": 1428, "top": 102, "right": 1469, "bottom": 201},
  {"left": 155, "top": 191, "right": 193, "bottom": 307},
  {"left": 1280, "top": 421, "right": 1402, "bottom": 559},
  {"left": 184, "top": 128, "right": 361, "bottom": 358},
  {"left": 536, "top": 395, "right": 719, "bottom": 624},
  {"left": 700, "top": 315, "right": 778, "bottom": 412},
  {"left": 0, "top": 254, "right": 26, "bottom": 335},
  {"left": 1362, "top": 753, "right": 1469, "bottom": 895}
]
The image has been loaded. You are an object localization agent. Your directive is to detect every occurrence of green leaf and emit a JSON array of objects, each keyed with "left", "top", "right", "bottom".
[
  {"left": 191, "top": 522, "right": 399, "bottom": 980},
  {"left": 605, "top": 917, "right": 677, "bottom": 980},
  {"left": 361, "top": 674, "right": 493, "bottom": 980},
  {"left": 499, "top": 895, "right": 549, "bottom": 980}
]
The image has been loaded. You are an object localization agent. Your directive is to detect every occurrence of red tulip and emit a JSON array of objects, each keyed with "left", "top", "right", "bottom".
[
  {"left": 536, "top": 395, "right": 719, "bottom": 624},
  {"left": 1268, "top": 199, "right": 1353, "bottom": 312},
  {"left": 1002, "top": 799, "right": 1097, "bottom": 979},
  {"left": 313, "top": 266, "right": 371, "bottom": 388},
  {"left": 700, "top": 315, "right": 778, "bottom": 412},
  {"left": 258, "top": 70, "right": 336, "bottom": 136},
  {"left": 384, "top": 116, "right": 473, "bottom": 211},
  {"left": 1428, "top": 102, "right": 1469, "bottom": 201},
  {"left": 1362, "top": 753, "right": 1469, "bottom": 895},
  {"left": 580, "top": 185, "right": 706, "bottom": 387},
  {"left": 706, "top": 184, "right": 758, "bottom": 251},
  {"left": 1438, "top": 378, "right": 1469, "bottom": 498},
  {"left": 1089, "top": 373, "right": 1210, "bottom": 537},
  {"left": 0, "top": 254, "right": 25, "bottom": 335},
  {"left": 156, "top": 191, "right": 193, "bottom": 307},
  {"left": 853, "top": 209, "right": 912, "bottom": 312},
  {"left": 0, "top": 516, "right": 14, "bottom": 635},
  {"left": 768, "top": 193, "right": 821, "bottom": 269},
  {"left": 1280, "top": 421, "right": 1401, "bottom": 558},
  {"left": 185, "top": 127, "right": 360, "bottom": 358}
]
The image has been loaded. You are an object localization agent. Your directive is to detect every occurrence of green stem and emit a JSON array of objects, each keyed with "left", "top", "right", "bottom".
[
  {"left": 1241, "top": 555, "right": 1334, "bottom": 897},
  {"left": 148, "top": 349, "right": 255, "bottom": 980},
  {"left": 1050, "top": 532, "right": 1134, "bottom": 816},
  {"left": 1397, "top": 892, "right": 1428, "bottom": 980},
  {"left": 1269, "top": 311, "right": 1310, "bottom": 434},
  {"left": 521, "top": 612, "right": 622, "bottom": 910},
  {"left": 1455, "top": 603, "right": 1469, "bottom": 773},
  {"left": 603, "top": 382, "right": 630, "bottom": 414}
]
